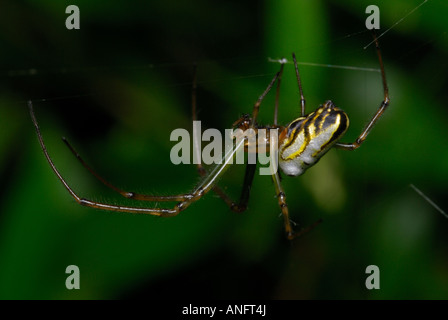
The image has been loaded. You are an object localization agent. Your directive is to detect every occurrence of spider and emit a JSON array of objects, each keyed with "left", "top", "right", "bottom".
[{"left": 29, "top": 34, "right": 389, "bottom": 240}]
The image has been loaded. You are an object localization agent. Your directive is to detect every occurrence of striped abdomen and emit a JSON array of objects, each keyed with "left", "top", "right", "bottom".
[{"left": 278, "top": 100, "right": 349, "bottom": 176}]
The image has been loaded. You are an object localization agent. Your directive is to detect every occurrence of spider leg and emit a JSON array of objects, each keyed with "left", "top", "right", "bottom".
[
  {"left": 250, "top": 70, "right": 281, "bottom": 128},
  {"left": 272, "top": 171, "right": 322, "bottom": 239},
  {"left": 292, "top": 52, "right": 306, "bottom": 116},
  {"left": 271, "top": 170, "right": 296, "bottom": 239},
  {"left": 219, "top": 162, "right": 257, "bottom": 213},
  {"left": 62, "top": 137, "right": 190, "bottom": 201},
  {"left": 273, "top": 62, "right": 285, "bottom": 126},
  {"left": 336, "top": 32, "right": 390, "bottom": 151},
  {"left": 57, "top": 63, "right": 226, "bottom": 203},
  {"left": 29, "top": 101, "right": 242, "bottom": 216}
]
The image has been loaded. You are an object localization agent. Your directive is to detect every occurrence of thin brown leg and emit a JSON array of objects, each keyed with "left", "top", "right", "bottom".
[
  {"left": 273, "top": 62, "right": 285, "bottom": 126},
  {"left": 292, "top": 53, "right": 306, "bottom": 117},
  {"left": 271, "top": 171, "right": 296, "bottom": 239},
  {"left": 272, "top": 171, "right": 322, "bottom": 239},
  {"left": 56, "top": 63, "right": 207, "bottom": 202},
  {"left": 250, "top": 71, "right": 281, "bottom": 128},
  {"left": 62, "top": 137, "right": 190, "bottom": 201},
  {"left": 29, "top": 101, "right": 238, "bottom": 216},
  {"left": 336, "top": 32, "right": 390, "bottom": 151}
]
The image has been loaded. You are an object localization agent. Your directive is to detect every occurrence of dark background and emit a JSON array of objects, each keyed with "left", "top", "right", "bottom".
[{"left": 1, "top": 0, "right": 447, "bottom": 299}]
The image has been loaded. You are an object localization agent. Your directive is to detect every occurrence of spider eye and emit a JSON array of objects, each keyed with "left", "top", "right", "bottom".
[{"left": 278, "top": 100, "right": 349, "bottom": 176}]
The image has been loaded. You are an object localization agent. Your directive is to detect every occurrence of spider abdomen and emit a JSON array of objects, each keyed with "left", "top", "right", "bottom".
[{"left": 278, "top": 100, "right": 349, "bottom": 177}]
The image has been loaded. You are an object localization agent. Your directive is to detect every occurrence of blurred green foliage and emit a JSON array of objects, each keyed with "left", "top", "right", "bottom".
[{"left": 0, "top": 0, "right": 447, "bottom": 299}]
